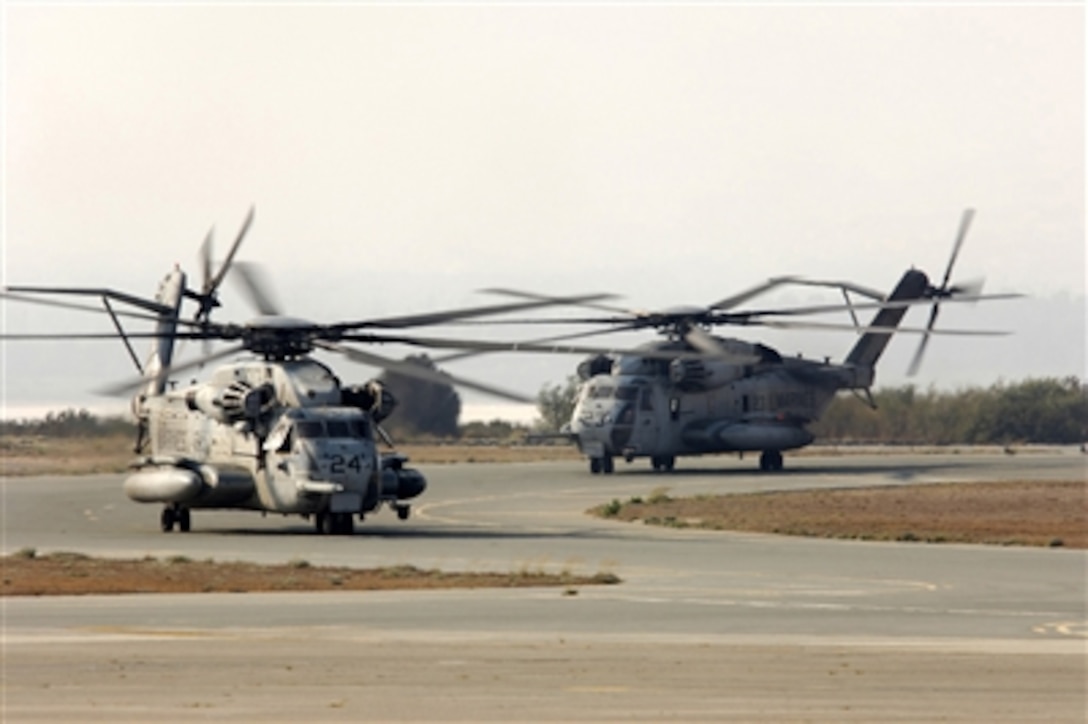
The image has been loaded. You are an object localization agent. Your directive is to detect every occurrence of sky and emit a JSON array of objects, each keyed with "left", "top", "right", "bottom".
[{"left": 2, "top": 2, "right": 1085, "bottom": 423}]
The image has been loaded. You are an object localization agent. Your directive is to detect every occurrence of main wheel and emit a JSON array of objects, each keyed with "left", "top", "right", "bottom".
[
  {"left": 759, "top": 450, "right": 784, "bottom": 472},
  {"left": 661, "top": 455, "right": 675, "bottom": 472},
  {"left": 396, "top": 505, "right": 411, "bottom": 521},
  {"left": 160, "top": 507, "right": 176, "bottom": 533},
  {"left": 590, "top": 458, "right": 602, "bottom": 474},
  {"left": 602, "top": 456, "right": 614, "bottom": 474},
  {"left": 178, "top": 508, "right": 191, "bottom": 533},
  {"left": 315, "top": 511, "right": 334, "bottom": 535}
]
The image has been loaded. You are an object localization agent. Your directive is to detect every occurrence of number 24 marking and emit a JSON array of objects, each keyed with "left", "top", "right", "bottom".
[{"left": 330, "top": 455, "right": 363, "bottom": 474}]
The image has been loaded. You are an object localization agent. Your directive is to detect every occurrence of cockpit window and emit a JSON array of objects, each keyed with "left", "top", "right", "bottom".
[
  {"left": 296, "top": 421, "right": 325, "bottom": 439},
  {"left": 326, "top": 420, "right": 352, "bottom": 438},
  {"left": 589, "top": 385, "right": 614, "bottom": 399},
  {"left": 350, "top": 419, "right": 371, "bottom": 438}
]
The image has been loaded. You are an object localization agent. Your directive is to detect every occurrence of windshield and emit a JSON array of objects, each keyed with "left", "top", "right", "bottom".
[
  {"left": 293, "top": 418, "right": 370, "bottom": 440},
  {"left": 296, "top": 421, "right": 325, "bottom": 439},
  {"left": 326, "top": 420, "right": 351, "bottom": 438},
  {"left": 588, "top": 385, "right": 614, "bottom": 399}
]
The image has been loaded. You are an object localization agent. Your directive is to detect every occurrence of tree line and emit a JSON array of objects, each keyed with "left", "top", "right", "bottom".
[
  {"left": 5, "top": 376, "right": 1084, "bottom": 445},
  {"left": 810, "top": 376, "right": 1086, "bottom": 445},
  {"left": 1, "top": 408, "right": 135, "bottom": 438}
]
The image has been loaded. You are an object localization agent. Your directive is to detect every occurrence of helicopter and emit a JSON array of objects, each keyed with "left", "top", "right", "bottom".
[
  {"left": 2, "top": 209, "right": 729, "bottom": 534},
  {"left": 476, "top": 210, "right": 1018, "bottom": 474}
]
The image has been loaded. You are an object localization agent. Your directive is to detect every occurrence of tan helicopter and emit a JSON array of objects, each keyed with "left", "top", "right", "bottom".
[
  {"left": 3, "top": 209, "right": 725, "bottom": 534},
  {"left": 478, "top": 210, "right": 1018, "bottom": 473}
]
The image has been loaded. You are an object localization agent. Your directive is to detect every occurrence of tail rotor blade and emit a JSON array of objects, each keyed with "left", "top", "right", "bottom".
[
  {"left": 907, "top": 303, "right": 942, "bottom": 376},
  {"left": 232, "top": 261, "right": 283, "bottom": 316},
  {"left": 941, "top": 208, "right": 975, "bottom": 290},
  {"left": 206, "top": 205, "right": 255, "bottom": 297},
  {"left": 199, "top": 227, "right": 214, "bottom": 295}
]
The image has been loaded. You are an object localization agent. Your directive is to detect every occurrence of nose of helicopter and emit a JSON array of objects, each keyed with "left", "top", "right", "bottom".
[{"left": 299, "top": 438, "right": 374, "bottom": 490}]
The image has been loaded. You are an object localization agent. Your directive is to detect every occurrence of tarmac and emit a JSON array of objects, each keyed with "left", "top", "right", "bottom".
[{"left": 3, "top": 449, "right": 1086, "bottom": 721}]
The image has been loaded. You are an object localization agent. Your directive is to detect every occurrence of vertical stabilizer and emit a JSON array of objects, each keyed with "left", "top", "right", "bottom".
[{"left": 845, "top": 269, "right": 929, "bottom": 370}]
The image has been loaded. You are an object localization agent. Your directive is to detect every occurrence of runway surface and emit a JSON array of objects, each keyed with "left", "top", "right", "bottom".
[{"left": 3, "top": 450, "right": 1086, "bottom": 721}]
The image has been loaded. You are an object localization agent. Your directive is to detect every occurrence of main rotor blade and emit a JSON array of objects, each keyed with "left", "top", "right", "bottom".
[
  {"left": 4, "top": 285, "right": 174, "bottom": 315},
  {"left": 205, "top": 205, "right": 255, "bottom": 298},
  {"left": 758, "top": 317, "right": 1006, "bottom": 336},
  {"left": 432, "top": 324, "right": 642, "bottom": 364},
  {"left": 332, "top": 292, "right": 620, "bottom": 331},
  {"left": 317, "top": 341, "right": 533, "bottom": 403},
  {"left": 447, "top": 293, "right": 1022, "bottom": 328},
  {"left": 708, "top": 276, "right": 802, "bottom": 311},
  {"left": 231, "top": 261, "right": 283, "bottom": 316},
  {"left": 0, "top": 290, "right": 196, "bottom": 326},
  {"left": 97, "top": 344, "right": 247, "bottom": 396},
  {"left": 773, "top": 277, "right": 888, "bottom": 301},
  {"left": 338, "top": 331, "right": 757, "bottom": 363},
  {"left": 478, "top": 287, "right": 633, "bottom": 316}
]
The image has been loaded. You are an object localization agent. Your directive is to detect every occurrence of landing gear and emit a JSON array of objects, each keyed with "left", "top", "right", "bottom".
[
  {"left": 315, "top": 511, "right": 355, "bottom": 535},
  {"left": 395, "top": 504, "right": 411, "bottom": 521},
  {"left": 651, "top": 455, "right": 675, "bottom": 472},
  {"left": 588, "top": 456, "right": 615, "bottom": 475},
  {"left": 160, "top": 505, "right": 191, "bottom": 533},
  {"left": 759, "top": 450, "right": 784, "bottom": 472}
]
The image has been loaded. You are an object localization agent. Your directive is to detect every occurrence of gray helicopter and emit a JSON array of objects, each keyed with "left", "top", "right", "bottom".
[
  {"left": 482, "top": 210, "right": 1017, "bottom": 473},
  {"left": 3, "top": 209, "right": 704, "bottom": 534}
]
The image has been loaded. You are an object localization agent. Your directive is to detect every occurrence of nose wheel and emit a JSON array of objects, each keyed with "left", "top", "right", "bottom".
[
  {"left": 651, "top": 455, "right": 675, "bottom": 472},
  {"left": 589, "top": 456, "right": 614, "bottom": 474},
  {"left": 315, "top": 511, "right": 355, "bottom": 535}
]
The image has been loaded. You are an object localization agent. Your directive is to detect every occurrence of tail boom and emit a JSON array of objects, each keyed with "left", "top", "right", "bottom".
[{"left": 843, "top": 268, "right": 930, "bottom": 374}]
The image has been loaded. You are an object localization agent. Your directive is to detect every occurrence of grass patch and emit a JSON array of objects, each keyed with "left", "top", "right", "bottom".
[
  {"left": 589, "top": 480, "right": 1088, "bottom": 548},
  {"left": 0, "top": 554, "right": 621, "bottom": 596},
  {"left": 0, "top": 436, "right": 583, "bottom": 476}
]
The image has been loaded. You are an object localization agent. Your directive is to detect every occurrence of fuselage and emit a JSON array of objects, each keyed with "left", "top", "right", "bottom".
[
  {"left": 569, "top": 343, "right": 840, "bottom": 463},
  {"left": 125, "top": 358, "right": 423, "bottom": 519}
]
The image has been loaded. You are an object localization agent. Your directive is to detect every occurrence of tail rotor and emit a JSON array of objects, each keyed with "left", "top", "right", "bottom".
[{"left": 907, "top": 208, "right": 980, "bottom": 376}]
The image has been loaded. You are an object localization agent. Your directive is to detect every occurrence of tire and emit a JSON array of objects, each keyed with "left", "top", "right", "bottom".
[
  {"left": 160, "top": 507, "right": 176, "bottom": 533},
  {"left": 335, "top": 512, "right": 354, "bottom": 536},
  {"left": 590, "top": 458, "right": 602, "bottom": 474},
  {"left": 178, "top": 508, "right": 191, "bottom": 533}
]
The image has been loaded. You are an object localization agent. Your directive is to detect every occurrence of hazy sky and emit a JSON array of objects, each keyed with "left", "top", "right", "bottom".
[{"left": 3, "top": 3, "right": 1084, "bottom": 421}]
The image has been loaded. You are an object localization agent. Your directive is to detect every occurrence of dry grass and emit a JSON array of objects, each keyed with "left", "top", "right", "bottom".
[
  {"left": 0, "top": 435, "right": 579, "bottom": 476},
  {"left": 592, "top": 480, "right": 1088, "bottom": 548},
  {"left": 0, "top": 434, "right": 136, "bottom": 476},
  {"left": 395, "top": 443, "right": 580, "bottom": 464},
  {"left": 1, "top": 550, "right": 620, "bottom": 597}
]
